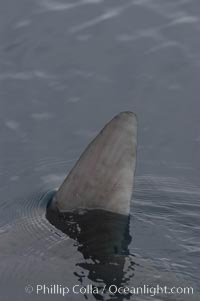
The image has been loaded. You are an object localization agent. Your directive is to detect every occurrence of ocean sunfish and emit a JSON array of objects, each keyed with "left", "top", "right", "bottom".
[
  {"left": 46, "top": 112, "right": 137, "bottom": 299},
  {"left": 50, "top": 111, "right": 137, "bottom": 215}
]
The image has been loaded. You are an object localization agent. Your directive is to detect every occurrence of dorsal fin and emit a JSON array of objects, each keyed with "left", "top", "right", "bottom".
[{"left": 51, "top": 111, "right": 137, "bottom": 215}]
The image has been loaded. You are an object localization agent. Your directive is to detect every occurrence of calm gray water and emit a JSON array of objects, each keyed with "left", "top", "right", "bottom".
[{"left": 0, "top": 0, "right": 200, "bottom": 300}]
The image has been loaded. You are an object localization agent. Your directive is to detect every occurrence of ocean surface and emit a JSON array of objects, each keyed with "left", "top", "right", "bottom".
[{"left": 0, "top": 0, "right": 200, "bottom": 300}]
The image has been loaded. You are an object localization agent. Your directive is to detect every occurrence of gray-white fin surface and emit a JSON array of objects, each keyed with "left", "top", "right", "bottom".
[{"left": 51, "top": 111, "right": 137, "bottom": 215}]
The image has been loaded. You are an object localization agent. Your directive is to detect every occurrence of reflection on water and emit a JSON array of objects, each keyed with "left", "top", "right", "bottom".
[{"left": 47, "top": 206, "right": 135, "bottom": 300}]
